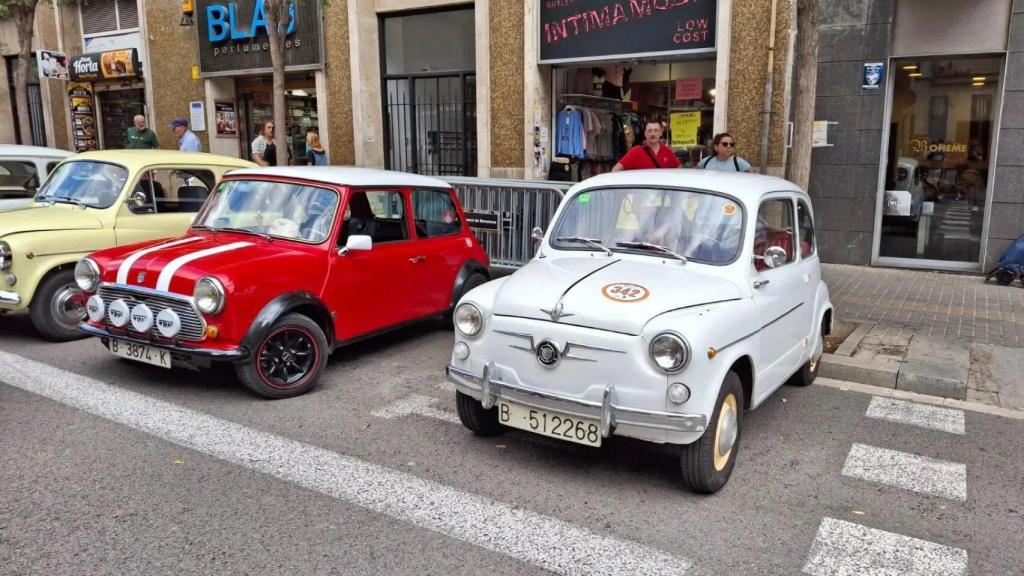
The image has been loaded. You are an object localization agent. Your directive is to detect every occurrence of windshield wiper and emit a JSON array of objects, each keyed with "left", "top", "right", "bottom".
[
  {"left": 555, "top": 236, "right": 613, "bottom": 256},
  {"left": 41, "top": 196, "right": 87, "bottom": 208},
  {"left": 616, "top": 241, "right": 688, "bottom": 264},
  {"left": 214, "top": 226, "right": 273, "bottom": 242}
]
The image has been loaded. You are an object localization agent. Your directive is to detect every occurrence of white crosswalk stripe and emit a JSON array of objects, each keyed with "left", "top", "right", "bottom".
[
  {"left": 0, "top": 350, "right": 691, "bottom": 576},
  {"left": 372, "top": 393, "right": 460, "bottom": 424},
  {"left": 842, "top": 443, "right": 967, "bottom": 501},
  {"left": 803, "top": 518, "right": 968, "bottom": 576},
  {"left": 866, "top": 397, "right": 965, "bottom": 435}
]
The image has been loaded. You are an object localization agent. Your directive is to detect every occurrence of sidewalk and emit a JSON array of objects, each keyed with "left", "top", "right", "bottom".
[{"left": 821, "top": 264, "right": 1024, "bottom": 410}]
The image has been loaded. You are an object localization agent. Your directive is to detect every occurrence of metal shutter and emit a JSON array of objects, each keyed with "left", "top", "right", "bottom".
[
  {"left": 80, "top": 0, "right": 119, "bottom": 35},
  {"left": 116, "top": 0, "right": 139, "bottom": 29}
]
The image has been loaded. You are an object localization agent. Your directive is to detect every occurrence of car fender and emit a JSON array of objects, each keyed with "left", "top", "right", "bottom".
[
  {"left": 448, "top": 259, "right": 490, "bottom": 309},
  {"left": 812, "top": 280, "right": 834, "bottom": 337},
  {"left": 0, "top": 229, "right": 114, "bottom": 310},
  {"left": 642, "top": 298, "right": 758, "bottom": 418},
  {"left": 241, "top": 291, "right": 335, "bottom": 355}
]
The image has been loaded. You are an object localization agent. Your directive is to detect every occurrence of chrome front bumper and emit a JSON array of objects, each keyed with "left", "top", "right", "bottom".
[
  {"left": 447, "top": 364, "right": 707, "bottom": 439},
  {"left": 0, "top": 290, "right": 21, "bottom": 306},
  {"left": 80, "top": 322, "right": 248, "bottom": 361}
]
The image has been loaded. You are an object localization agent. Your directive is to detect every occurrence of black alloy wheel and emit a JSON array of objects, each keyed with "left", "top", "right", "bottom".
[{"left": 235, "top": 313, "right": 328, "bottom": 399}]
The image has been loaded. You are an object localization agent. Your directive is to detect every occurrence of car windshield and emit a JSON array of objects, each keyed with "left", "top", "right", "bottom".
[
  {"left": 550, "top": 187, "right": 745, "bottom": 264},
  {"left": 34, "top": 161, "right": 128, "bottom": 209},
  {"left": 194, "top": 179, "right": 339, "bottom": 244}
]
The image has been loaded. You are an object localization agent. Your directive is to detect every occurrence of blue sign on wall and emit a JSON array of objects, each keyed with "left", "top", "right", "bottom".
[
  {"left": 863, "top": 62, "right": 884, "bottom": 90},
  {"left": 206, "top": 0, "right": 296, "bottom": 42}
]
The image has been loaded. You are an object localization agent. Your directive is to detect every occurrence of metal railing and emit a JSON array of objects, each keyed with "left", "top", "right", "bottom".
[{"left": 444, "top": 177, "right": 571, "bottom": 271}]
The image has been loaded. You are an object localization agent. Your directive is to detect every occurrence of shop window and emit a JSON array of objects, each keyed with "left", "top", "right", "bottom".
[
  {"left": 340, "top": 191, "right": 408, "bottom": 246},
  {"left": 0, "top": 161, "right": 38, "bottom": 198},
  {"left": 81, "top": 0, "right": 139, "bottom": 35},
  {"left": 129, "top": 168, "right": 215, "bottom": 214},
  {"left": 412, "top": 189, "right": 461, "bottom": 238},
  {"left": 754, "top": 199, "right": 796, "bottom": 271},
  {"left": 797, "top": 201, "right": 815, "bottom": 258}
]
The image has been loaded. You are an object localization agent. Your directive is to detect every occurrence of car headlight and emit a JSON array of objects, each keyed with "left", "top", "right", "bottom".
[
  {"left": 650, "top": 332, "right": 690, "bottom": 373},
  {"left": 74, "top": 258, "right": 100, "bottom": 293},
  {"left": 454, "top": 303, "right": 482, "bottom": 337},
  {"left": 193, "top": 276, "right": 226, "bottom": 315},
  {"left": 0, "top": 242, "right": 11, "bottom": 271}
]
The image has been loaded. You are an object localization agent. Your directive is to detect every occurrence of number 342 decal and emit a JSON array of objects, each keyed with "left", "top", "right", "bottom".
[{"left": 601, "top": 283, "right": 650, "bottom": 303}]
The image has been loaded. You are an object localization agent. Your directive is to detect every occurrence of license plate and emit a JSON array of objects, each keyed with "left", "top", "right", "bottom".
[
  {"left": 109, "top": 339, "right": 172, "bottom": 369},
  {"left": 497, "top": 400, "right": 602, "bottom": 447}
]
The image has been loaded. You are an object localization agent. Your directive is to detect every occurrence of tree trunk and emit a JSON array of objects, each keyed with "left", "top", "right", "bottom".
[
  {"left": 265, "top": 0, "right": 290, "bottom": 165},
  {"left": 12, "top": 3, "right": 39, "bottom": 146},
  {"left": 788, "top": 0, "right": 819, "bottom": 191}
]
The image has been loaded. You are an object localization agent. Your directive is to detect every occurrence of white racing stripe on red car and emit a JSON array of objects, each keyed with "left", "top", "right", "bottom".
[
  {"left": 155, "top": 241, "right": 254, "bottom": 292},
  {"left": 116, "top": 236, "right": 203, "bottom": 285}
]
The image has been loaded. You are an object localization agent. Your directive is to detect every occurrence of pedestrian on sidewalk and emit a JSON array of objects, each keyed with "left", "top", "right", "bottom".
[
  {"left": 700, "top": 133, "right": 752, "bottom": 172},
  {"left": 170, "top": 118, "right": 202, "bottom": 152},
  {"left": 126, "top": 115, "right": 159, "bottom": 149},
  {"left": 251, "top": 120, "right": 277, "bottom": 167},
  {"left": 611, "top": 119, "right": 681, "bottom": 171},
  {"left": 304, "top": 132, "right": 328, "bottom": 166}
]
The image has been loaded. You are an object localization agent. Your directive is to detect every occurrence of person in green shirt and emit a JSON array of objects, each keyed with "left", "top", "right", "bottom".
[{"left": 126, "top": 115, "right": 159, "bottom": 149}]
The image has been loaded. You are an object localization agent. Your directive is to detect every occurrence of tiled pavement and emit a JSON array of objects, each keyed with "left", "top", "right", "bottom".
[{"left": 823, "top": 264, "right": 1024, "bottom": 348}]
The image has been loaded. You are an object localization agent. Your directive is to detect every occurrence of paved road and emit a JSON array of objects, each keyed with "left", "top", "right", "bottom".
[{"left": 1, "top": 313, "right": 1022, "bottom": 575}]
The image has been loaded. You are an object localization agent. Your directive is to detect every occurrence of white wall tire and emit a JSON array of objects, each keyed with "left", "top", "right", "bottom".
[{"left": 679, "top": 371, "right": 744, "bottom": 494}]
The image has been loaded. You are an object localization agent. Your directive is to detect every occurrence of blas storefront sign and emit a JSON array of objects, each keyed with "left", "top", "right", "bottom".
[
  {"left": 539, "top": 0, "right": 717, "bottom": 64},
  {"left": 196, "top": 0, "right": 324, "bottom": 76}
]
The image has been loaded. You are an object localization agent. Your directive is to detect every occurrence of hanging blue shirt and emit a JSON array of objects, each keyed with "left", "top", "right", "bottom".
[{"left": 556, "top": 110, "right": 584, "bottom": 158}]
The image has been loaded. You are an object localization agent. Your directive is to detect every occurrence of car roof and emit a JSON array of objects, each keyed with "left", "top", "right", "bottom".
[
  {"left": 0, "top": 144, "right": 73, "bottom": 159},
  {"left": 69, "top": 149, "right": 256, "bottom": 169},
  {"left": 570, "top": 169, "right": 807, "bottom": 204},
  {"left": 225, "top": 166, "right": 452, "bottom": 189}
]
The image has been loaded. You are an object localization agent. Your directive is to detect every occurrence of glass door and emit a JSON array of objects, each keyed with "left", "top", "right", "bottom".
[{"left": 876, "top": 55, "right": 1003, "bottom": 269}]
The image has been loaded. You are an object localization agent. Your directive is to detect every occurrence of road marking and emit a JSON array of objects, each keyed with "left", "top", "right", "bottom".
[
  {"left": 0, "top": 351, "right": 690, "bottom": 576},
  {"left": 866, "top": 396, "right": 965, "bottom": 435},
  {"left": 803, "top": 517, "right": 968, "bottom": 576},
  {"left": 842, "top": 443, "right": 966, "bottom": 501},
  {"left": 372, "top": 394, "right": 460, "bottom": 424}
]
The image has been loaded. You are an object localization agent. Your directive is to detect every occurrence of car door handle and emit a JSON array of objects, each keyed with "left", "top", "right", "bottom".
[
  {"left": 753, "top": 279, "right": 770, "bottom": 289},
  {"left": 409, "top": 255, "right": 426, "bottom": 264}
]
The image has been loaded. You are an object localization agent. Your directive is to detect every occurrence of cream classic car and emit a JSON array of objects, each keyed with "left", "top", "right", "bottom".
[
  {"left": 447, "top": 170, "right": 833, "bottom": 493},
  {"left": 0, "top": 150, "right": 254, "bottom": 341}
]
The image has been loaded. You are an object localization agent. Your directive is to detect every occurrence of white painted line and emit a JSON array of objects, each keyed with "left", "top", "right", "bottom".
[
  {"left": 803, "top": 517, "right": 968, "bottom": 576},
  {"left": 842, "top": 443, "right": 966, "bottom": 501},
  {"left": 372, "top": 394, "right": 460, "bottom": 424},
  {"left": 816, "top": 377, "right": 1024, "bottom": 421},
  {"left": 866, "top": 396, "right": 965, "bottom": 435},
  {"left": 0, "top": 351, "right": 690, "bottom": 576}
]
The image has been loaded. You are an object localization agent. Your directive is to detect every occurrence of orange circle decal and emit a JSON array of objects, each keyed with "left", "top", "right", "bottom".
[
  {"left": 602, "top": 283, "right": 650, "bottom": 303},
  {"left": 722, "top": 203, "right": 738, "bottom": 216}
]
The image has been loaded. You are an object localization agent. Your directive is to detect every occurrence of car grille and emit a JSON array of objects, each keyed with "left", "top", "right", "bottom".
[{"left": 96, "top": 285, "right": 205, "bottom": 342}]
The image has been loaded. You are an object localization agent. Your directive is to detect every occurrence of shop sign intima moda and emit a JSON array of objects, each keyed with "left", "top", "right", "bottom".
[
  {"left": 195, "top": 0, "right": 324, "bottom": 77},
  {"left": 539, "top": 0, "right": 717, "bottom": 64}
]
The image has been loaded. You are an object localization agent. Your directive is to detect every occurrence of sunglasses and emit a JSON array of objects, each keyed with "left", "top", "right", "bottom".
[{"left": 719, "top": 141, "right": 736, "bottom": 148}]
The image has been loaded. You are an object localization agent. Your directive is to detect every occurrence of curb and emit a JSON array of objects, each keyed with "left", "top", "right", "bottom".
[{"left": 815, "top": 377, "right": 1024, "bottom": 421}]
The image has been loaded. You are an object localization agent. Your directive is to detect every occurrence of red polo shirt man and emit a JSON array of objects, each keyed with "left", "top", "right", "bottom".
[{"left": 612, "top": 120, "right": 681, "bottom": 171}]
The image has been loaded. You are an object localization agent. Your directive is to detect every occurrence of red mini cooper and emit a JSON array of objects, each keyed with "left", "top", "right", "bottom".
[{"left": 75, "top": 167, "right": 490, "bottom": 398}]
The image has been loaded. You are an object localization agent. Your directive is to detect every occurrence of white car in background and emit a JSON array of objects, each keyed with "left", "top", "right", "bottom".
[
  {"left": 0, "top": 145, "right": 73, "bottom": 212},
  {"left": 447, "top": 170, "right": 833, "bottom": 493}
]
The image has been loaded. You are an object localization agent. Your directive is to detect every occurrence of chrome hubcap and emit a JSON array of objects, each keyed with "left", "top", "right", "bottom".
[
  {"left": 717, "top": 408, "right": 738, "bottom": 456},
  {"left": 52, "top": 284, "right": 86, "bottom": 329}
]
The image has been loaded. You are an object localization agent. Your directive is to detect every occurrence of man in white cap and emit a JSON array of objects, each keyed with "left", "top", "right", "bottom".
[{"left": 170, "top": 118, "right": 202, "bottom": 152}]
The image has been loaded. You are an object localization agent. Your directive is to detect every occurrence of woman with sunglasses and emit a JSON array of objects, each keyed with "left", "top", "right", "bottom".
[{"left": 700, "top": 132, "right": 752, "bottom": 172}]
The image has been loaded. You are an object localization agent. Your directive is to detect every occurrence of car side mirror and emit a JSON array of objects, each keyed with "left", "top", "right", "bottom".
[
  {"left": 531, "top": 226, "right": 544, "bottom": 243},
  {"left": 338, "top": 234, "right": 372, "bottom": 256},
  {"left": 761, "top": 246, "right": 787, "bottom": 269}
]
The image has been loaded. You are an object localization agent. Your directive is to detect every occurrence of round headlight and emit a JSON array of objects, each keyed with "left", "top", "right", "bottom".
[
  {"left": 650, "top": 332, "right": 690, "bottom": 373},
  {"left": 193, "top": 276, "right": 226, "bottom": 315},
  {"left": 0, "top": 241, "right": 11, "bottom": 271},
  {"left": 454, "top": 303, "right": 482, "bottom": 337},
  {"left": 74, "top": 258, "right": 100, "bottom": 293}
]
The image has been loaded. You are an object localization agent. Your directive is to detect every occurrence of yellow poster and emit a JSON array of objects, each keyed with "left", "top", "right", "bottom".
[{"left": 670, "top": 112, "right": 701, "bottom": 148}]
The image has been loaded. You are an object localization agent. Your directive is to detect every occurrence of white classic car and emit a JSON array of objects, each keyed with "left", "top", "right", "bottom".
[
  {"left": 447, "top": 170, "right": 833, "bottom": 493},
  {"left": 0, "top": 144, "right": 72, "bottom": 212}
]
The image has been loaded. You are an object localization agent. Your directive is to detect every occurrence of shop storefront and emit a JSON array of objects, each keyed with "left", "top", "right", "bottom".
[
  {"left": 541, "top": 0, "right": 720, "bottom": 181},
  {"left": 195, "top": 0, "right": 325, "bottom": 165},
  {"left": 67, "top": 48, "right": 146, "bottom": 151}
]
